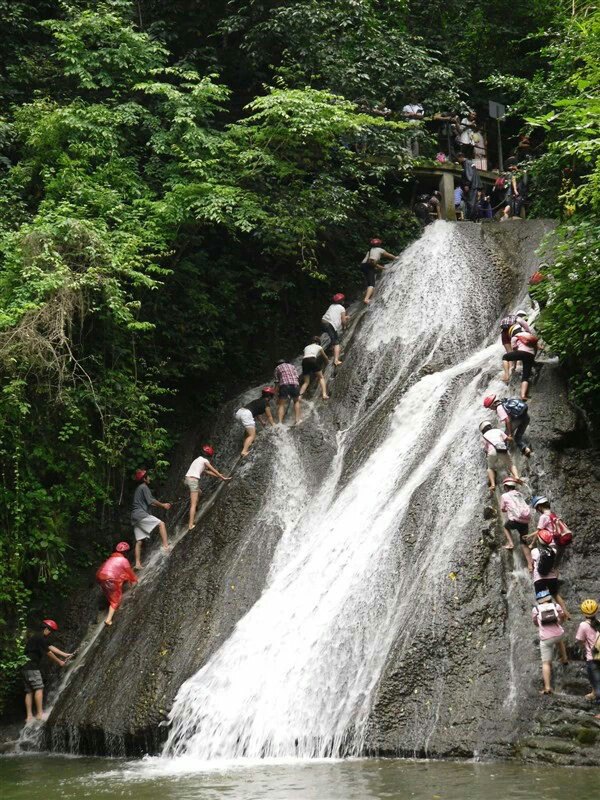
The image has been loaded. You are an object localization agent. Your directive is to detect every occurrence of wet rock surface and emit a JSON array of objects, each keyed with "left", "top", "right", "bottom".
[{"left": 43, "top": 220, "right": 599, "bottom": 764}]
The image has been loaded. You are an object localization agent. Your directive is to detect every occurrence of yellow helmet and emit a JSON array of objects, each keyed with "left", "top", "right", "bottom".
[{"left": 580, "top": 599, "right": 598, "bottom": 616}]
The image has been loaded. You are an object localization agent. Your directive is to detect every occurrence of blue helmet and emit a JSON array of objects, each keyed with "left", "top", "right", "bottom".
[
  {"left": 536, "top": 589, "right": 552, "bottom": 601},
  {"left": 531, "top": 495, "right": 549, "bottom": 509}
]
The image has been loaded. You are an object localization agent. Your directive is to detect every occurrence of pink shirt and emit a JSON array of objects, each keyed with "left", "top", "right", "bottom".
[
  {"left": 511, "top": 333, "right": 536, "bottom": 355},
  {"left": 496, "top": 404, "right": 509, "bottom": 423},
  {"left": 532, "top": 603, "right": 565, "bottom": 640},
  {"left": 537, "top": 512, "right": 552, "bottom": 532},
  {"left": 500, "top": 489, "right": 531, "bottom": 523},
  {"left": 531, "top": 547, "right": 558, "bottom": 581},
  {"left": 576, "top": 620, "right": 599, "bottom": 661},
  {"left": 482, "top": 429, "right": 508, "bottom": 455}
]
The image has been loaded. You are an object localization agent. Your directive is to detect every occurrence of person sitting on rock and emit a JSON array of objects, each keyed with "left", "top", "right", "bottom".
[
  {"left": 22, "top": 620, "right": 73, "bottom": 723},
  {"left": 483, "top": 394, "right": 531, "bottom": 457},
  {"left": 274, "top": 360, "right": 301, "bottom": 425},
  {"left": 185, "top": 445, "right": 231, "bottom": 531},
  {"left": 235, "top": 387, "right": 276, "bottom": 457},
  {"left": 299, "top": 336, "right": 329, "bottom": 400},
  {"left": 575, "top": 599, "right": 600, "bottom": 710},
  {"left": 131, "top": 469, "right": 171, "bottom": 569},
  {"left": 502, "top": 323, "right": 539, "bottom": 401},
  {"left": 532, "top": 588, "right": 568, "bottom": 695},
  {"left": 499, "top": 476, "right": 532, "bottom": 570},
  {"left": 479, "top": 420, "right": 520, "bottom": 494},
  {"left": 96, "top": 542, "right": 138, "bottom": 626},
  {"left": 321, "top": 294, "right": 350, "bottom": 366}
]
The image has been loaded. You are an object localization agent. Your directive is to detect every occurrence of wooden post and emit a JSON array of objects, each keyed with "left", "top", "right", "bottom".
[{"left": 439, "top": 170, "right": 456, "bottom": 220}]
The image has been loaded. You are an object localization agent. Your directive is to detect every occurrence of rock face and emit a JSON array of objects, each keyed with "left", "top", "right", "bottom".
[{"left": 44, "top": 220, "right": 600, "bottom": 764}]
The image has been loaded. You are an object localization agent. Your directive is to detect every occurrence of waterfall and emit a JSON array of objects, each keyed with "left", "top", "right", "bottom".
[{"left": 162, "top": 222, "right": 512, "bottom": 761}]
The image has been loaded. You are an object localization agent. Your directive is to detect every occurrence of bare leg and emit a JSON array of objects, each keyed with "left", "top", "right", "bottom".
[
  {"left": 158, "top": 522, "right": 169, "bottom": 552},
  {"left": 188, "top": 490, "right": 199, "bottom": 530},
  {"left": 293, "top": 398, "right": 301, "bottom": 425},
  {"left": 317, "top": 372, "right": 329, "bottom": 399},
  {"left": 25, "top": 692, "right": 33, "bottom": 722},
  {"left": 277, "top": 398, "right": 286, "bottom": 423},
  {"left": 363, "top": 286, "right": 374, "bottom": 305},
  {"left": 299, "top": 375, "right": 310, "bottom": 397},
  {"left": 521, "top": 379, "right": 529, "bottom": 401},
  {"left": 521, "top": 543, "right": 534, "bottom": 572},
  {"left": 105, "top": 605, "right": 116, "bottom": 626},
  {"left": 134, "top": 540, "right": 143, "bottom": 569},
  {"left": 509, "top": 461, "right": 520, "bottom": 481},
  {"left": 34, "top": 689, "right": 44, "bottom": 720},
  {"left": 541, "top": 661, "right": 553, "bottom": 693},
  {"left": 333, "top": 344, "right": 342, "bottom": 366},
  {"left": 502, "top": 359, "right": 510, "bottom": 383},
  {"left": 557, "top": 639, "right": 568, "bottom": 664},
  {"left": 487, "top": 468, "right": 496, "bottom": 493},
  {"left": 503, "top": 526, "right": 514, "bottom": 549},
  {"left": 555, "top": 593, "right": 571, "bottom": 620},
  {"left": 241, "top": 426, "right": 256, "bottom": 456}
]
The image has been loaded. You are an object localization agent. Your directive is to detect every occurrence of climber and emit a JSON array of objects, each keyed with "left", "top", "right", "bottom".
[
  {"left": 575, "top": 599, "right": 600, "bottom": 706},
  {"left": 483, "top": 394, "right": 531, "bottom": 457},
  {"left": 479, "top": 420, "right": 519, "bottom": 494},
  {"left": 531, "top": 495, "right": 573, "bottom": 573},
  {"left": 532, "top": 588, "right": 568, "bottom": 695},
  {"left": 499, "top": 476, "right": 533, "bottom": 570},
  {"left": 185, "top": 446, "right": 231, "bottom": 531},
  {"left": 321, "top": 294, "right": 350, "bottom": 366},
  {"left": 235, "top": 387, "right": 276, "bottom": 457},
  {"left": 530, "top": 531, "right": 570, "bottom": 618},
  {"left": 361, "top": 238, "right": 397, "bottom": 305},
  {"left": 131, "top": 469, "right": 171, "bottom": 569},
  {"left": 274, "top": 360, "right": 301, "bottom": 425},
  {"left": 22, "top": 620, "right": 73, "bottom": 723},
  {"left": 502, "top": 323, "right": 539, "bottom": 400},
  {"left": 299, "top": 336, "right": 329, "bottom": 400},
  {"left": 96, "top": 542, "right": 138, "bottom": 626},
  {"left": 499, "top": 310, "right": 532, "bottom": 354}
]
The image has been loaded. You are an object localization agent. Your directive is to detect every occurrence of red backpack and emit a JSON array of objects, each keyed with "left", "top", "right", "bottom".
[{"left": 547, "top": 512, "right": 573, "bottom": 547}]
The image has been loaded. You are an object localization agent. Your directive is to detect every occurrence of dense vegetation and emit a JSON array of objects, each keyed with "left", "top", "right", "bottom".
[{"left": 0, "top": 0, "right": 597, "bottom": 709}]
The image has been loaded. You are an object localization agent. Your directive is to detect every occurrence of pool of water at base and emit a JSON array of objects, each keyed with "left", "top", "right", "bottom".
[{"left": 1, "top": 754, "right": 599, "bottom": 800}]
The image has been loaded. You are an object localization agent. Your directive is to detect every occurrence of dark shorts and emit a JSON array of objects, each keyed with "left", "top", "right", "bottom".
[
  {"left": 361, "top": 262, "right": 376, "bottom": 288},
  {"left": 505, "top": 519, "right": 529, "bottom": 541},
  {"left": 534, "top": 578, "right": 560, "bottom": 597},
  {"left": 502, "top": 350, "right": 535, "bottom": 381},
  {"left": 321, "top": 321, "right": 340, "bottom": 346},
  {"left": 301, "top": 357, "right": 320, "bottom": 375},
  {"left": 279, "top": 383, "right": 299, "bottom": 399},
  {"left": 22, "top": 669, "right": 44, "bottom": 692}
]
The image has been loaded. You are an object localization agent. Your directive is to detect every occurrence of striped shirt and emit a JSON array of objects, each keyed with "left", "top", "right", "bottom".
[{"left": 274, "top": 363, "right": 299, "bottom": 386}]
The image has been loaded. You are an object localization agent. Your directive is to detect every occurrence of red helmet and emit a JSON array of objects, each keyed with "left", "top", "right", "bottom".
[
  {"left": 538, "top": 530, "right": 554, "bottom": 546},
  {"left": 134, "top": 469, "right": 147, "bottom": 482},
  {"left": 529, "top": 271, "right": 544, "bottom": 285},
  {"left": 332, "top": 293, "right": 345, "bottom": 303},
  {"left": 483, "top": 394, "right": 496, "bottom": 408},
  {"left": 262, "top": 387, "right": 275, "bottom": 396},
  {"left": 502, "top": 477, "right": 518, "bottom": 487},
  {"left": 370, "top": 238, "right": 382, "bottom": 245},
  {"left": 202, "top": 445, "right": 215, "bottom": 457},
  {"left": 115, "top": 542, "right": 130, "bottom": 553},
  {"left": 43, "top": 619, "right": 59, "bottom": 632}
]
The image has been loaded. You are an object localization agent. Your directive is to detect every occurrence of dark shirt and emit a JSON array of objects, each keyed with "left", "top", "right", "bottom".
[
  {"left": 245, "top": 397, "right": 268, "bottom": 417},
  {"left": 461, "top": 158, "right": 482, "bottom": 189},
  {"left": 131, "top": 483, "right": 155, "bottom": 523},
  {"left": 23, "top": 633, "right": 49, "bottom": 670}
]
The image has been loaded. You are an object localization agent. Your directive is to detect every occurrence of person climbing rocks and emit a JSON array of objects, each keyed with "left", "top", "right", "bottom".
[
  {"left": 502, "top": 323, "right": 539, "bottom": 400},
  {"left": 235, "top": 387, "right": 276, "bottom": 457},
  {"left": 185, "top": 446, "right": 231, "bottom": 531},
  {"left": 575, "top": 599, "right": 600, "bottom": 707},
  {"left": 413, "top": 195, "right": 432, "bottom": 227},
  {"left": 499, "top": 310, "right": 532, "bottom": 355},
  {"left": 500, "top": 476, "right": 533, "bottom": 570},
  {"left": 361, "top": 238, "right": 397, "bottom": 304},
  {"left": 22, "top": 620, "right": 73, "bottom": 723},
  {"left": 479, "top": 420, "right": 520, "bottom": 494},
  {"left": 483, "top": 394, "right": 531, "bottom": 457},
  {"left": 96, "top": 542, "right": 138, "bottom": 626},
  {"left": 532, "top": 588, "right": 568, "bottom": 695},
  {"left": 529, "top": 497, "right": 571, "bottom": 619},
  {"left": 321, "top": 294, "right": 350, "bottom": 366},
  {"left": 299, "top": 336, "right": 329, "bottom": 400},
  {"left": 274, "top": 360, "right": 301, "bottom": 425},
  {"left": 131, "top": 469, "right": 171, "bottom": 569},
  {"left": 531, "top": 495, "right": 573, "bottom": 573}
]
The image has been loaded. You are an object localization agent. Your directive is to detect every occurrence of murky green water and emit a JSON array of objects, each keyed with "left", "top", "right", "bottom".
[{"left": 1, "top": 755, "right": 599, "bottom": 800}]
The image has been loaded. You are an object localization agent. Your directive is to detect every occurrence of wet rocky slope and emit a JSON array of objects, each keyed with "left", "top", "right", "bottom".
[{"left": 43, "top": 220, "right": 600, "bottom": 763}]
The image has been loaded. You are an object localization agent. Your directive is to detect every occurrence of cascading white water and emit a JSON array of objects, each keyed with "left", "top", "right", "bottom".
[{"left": 163, "top": 222, "right": 510, "bottom": 761}]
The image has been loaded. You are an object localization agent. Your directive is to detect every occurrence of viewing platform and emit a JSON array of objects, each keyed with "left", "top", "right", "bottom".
[{"left": 413, "top": 163, "right": 500, "bottom": 220}]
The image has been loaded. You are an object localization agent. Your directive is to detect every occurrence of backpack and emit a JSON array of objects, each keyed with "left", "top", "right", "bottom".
[
  {"left": 547, "top": 512, "right": 573, "bottom": 547},
  {"left": 500, "top": 315, "right": 515, "bottom": 330},
  {"left": 483, "top": 430, "right": 508, "bottom": 452},
  {"left": 502, "top": 398, "right": 528, "bottom": 418},
  {"left": 537, "top": 602, "right": 559, "bottom": 626},
  {"left": 515, "top": 331, "right": 539, "bottom": 347},
  {"left": 536, "top": 544, "right": 556, "bottom": 577},
  {"left": 593, "top": 632, "right": 600, "bottom": 661},
  {"left": 507, "top": 491, "right": 531, "bottom": 522}
]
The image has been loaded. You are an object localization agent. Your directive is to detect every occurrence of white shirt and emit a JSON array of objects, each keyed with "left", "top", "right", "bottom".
[
  {"left": 322, "top": 304, "right": 345, "bottom": 332},
  {"left": 362, "top": 247, "right": 385, "bottom": 264},
  {"left": 186, "top": 456, "right": 209, "bottom": 480},
  {"left": 459, "top": 117, "right": 474, "bottom": 145},
  {"left": 304, "top": 343, "right": 321, "bottom": 359},
  {"left": 402, "top": 104, "right": 424, "bottom": 117}
]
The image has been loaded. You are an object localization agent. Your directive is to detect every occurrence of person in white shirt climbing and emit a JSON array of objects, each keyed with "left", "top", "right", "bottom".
[
  {"left": 361, "top": 237, "right": 397, "bottom": 305},
  {"left": 479, "top": 420, "right": 520, "bottom": 494},
  {"left": 185, "top": 445, "right": 231, "bottom": 531},
  {"left": 499, "top": 476, "right": 532, "bottom": 570},
  {"left": 299, "top": 336, "right": 329, "bottom": 400},
  {"left": 321, "top": 294, "right": 350, "bottom": 367}
]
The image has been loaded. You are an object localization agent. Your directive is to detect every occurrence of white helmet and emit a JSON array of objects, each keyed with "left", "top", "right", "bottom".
[
  {"left": 479, "top": 420, "right": 492, "bottom": 433},
  {"left": 515, "top": 309, "right": 528, "bottom": 318}
]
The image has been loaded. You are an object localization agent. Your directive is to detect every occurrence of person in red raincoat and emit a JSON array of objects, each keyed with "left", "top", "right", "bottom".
[{"left": 96, "top": 542, "right": 138, "bottom": 626}]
